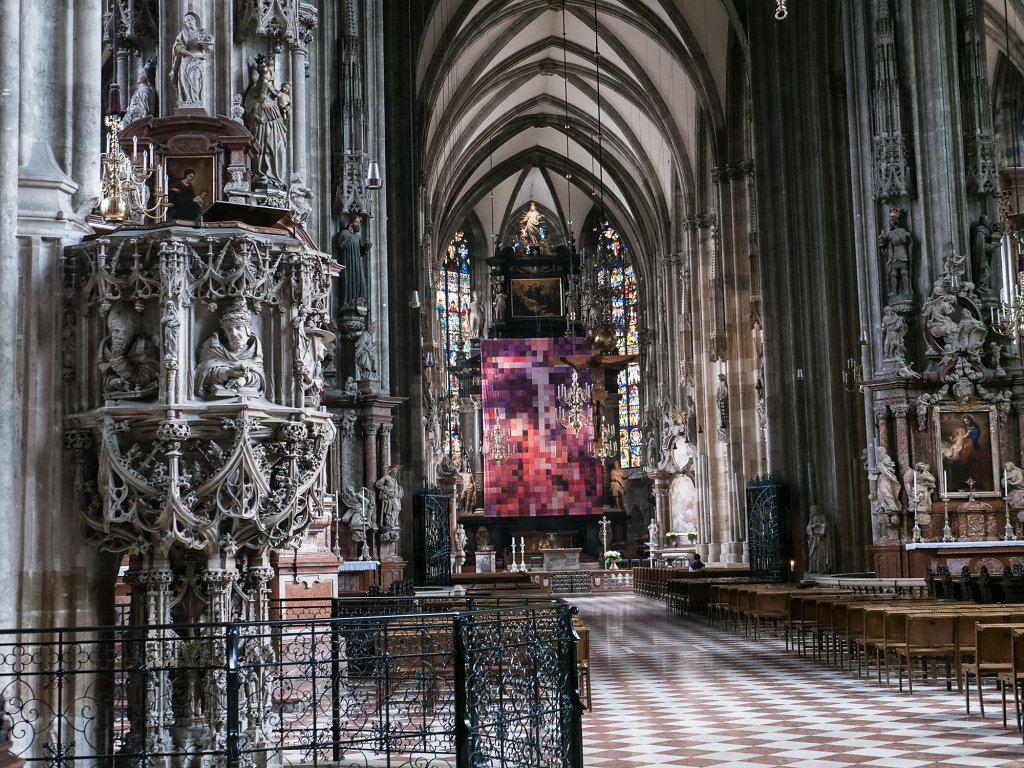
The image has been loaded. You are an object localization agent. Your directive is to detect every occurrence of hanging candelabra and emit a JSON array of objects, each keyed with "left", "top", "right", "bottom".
[
  {"left": 557, "top": 368, "right": 592, "bottom": 437},
  {"left": 587, "top": 419, "right": 618, "bottom": 459},
  {"left": 484, "top": 423, "right": 516, "bottom": 466},
  {"left": 99, "top": 115, "right": 169, "bottom": 222}
]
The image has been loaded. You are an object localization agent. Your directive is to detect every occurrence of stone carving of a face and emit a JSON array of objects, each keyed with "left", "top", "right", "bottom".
[
  {"left": 107, "top": 305, "right": 138, "bottom": 355},
  {"left": 222, "top": 319, "right": 250, "bottom": 353}
]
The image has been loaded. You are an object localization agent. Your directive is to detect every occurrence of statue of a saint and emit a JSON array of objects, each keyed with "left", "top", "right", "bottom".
[
  {"left": 124, "top": 65, "right": 156, "bottom": 123},
  {"left": 298, "top": 323, "right": 334, "bottom": 405},
  {"left": 903, "top": 462, "right": 936, "bottom": 513},
  {"left": 520, "top": 202, "right": 544, "bottom": 247},
  {"left": 354, "top": 323, "right": 378, "bottom": 381},
  {"left": 243, "top": 55, "right": 288, "bottom": 190},
  {"left": 1005, "top": 462, "right": 1024, "bottom": 515},
  {"left": 287, "top": 174, "right": 313, "bottom": 226},
  {"left": 195, "top": 299, "right": 266, "bottom": 398},
  {"left": 647, "top": 517, "right": 658, "bottom": 544},
  {"left": 871, "top": 445, "right": 901, "bottom": 517},
  {"left": 98, "top": 303, "right": 159, "bottom": 396},
  {"left": 806, "top": 506, "right": 831, "bottom": 573},
  {"left": 467, "top": 291, "right": 485, "bottom": 338},
  {"left": 336, "top": 218, "right": 368, "bottom": 313},
  {"left": 715, "top": 373, "right": 729, "bottom": 440},
  {"left": 878, "top": 209, "right": 913, "bottom": 301},
  {"left": 457, "top": 456, "right": 476, "bottom": 516},
  {"left": 610, "top": 466, "right": 627, "bottom": 509},
  {"left": 493, "top": 291, "right": 508, "bottom": 324},
  {"left": 881, "top": 305, "right": 907, "bottom": 362},
  {"left": 970, "top": 215, "right": 1001, "bottom": 297},
  {"left": 170, "top": 12, "right": 213, "bottom": 108},
  {"left": 453, "top": 523, "right": 468, "bottom": 559},
  {"left": 376, "top": 466, "right": 403, "bottom": 536}
]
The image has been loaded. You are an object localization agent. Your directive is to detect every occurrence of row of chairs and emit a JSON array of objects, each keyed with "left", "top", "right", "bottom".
[{"left": 670, "top": 582, "right": 1024, "bottom": 730}]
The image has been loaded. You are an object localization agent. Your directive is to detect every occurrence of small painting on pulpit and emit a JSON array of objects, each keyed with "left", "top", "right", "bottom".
[{"left": 934, "top": 405, "right": 999, "bottom": 498}]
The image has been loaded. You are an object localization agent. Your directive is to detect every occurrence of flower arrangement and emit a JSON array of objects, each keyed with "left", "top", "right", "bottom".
[
  {"left": 603, "top": 550, "right": 622, "bottom": 562},
  {"left": 686, "top": 532, "right": 697, "bottom": 543}
]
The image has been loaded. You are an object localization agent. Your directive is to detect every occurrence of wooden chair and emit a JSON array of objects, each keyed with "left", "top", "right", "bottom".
[
  {"left": 575, "top": 623, "right": 591, "bottom": 710},
  {"left": 892, "top": 613, "right": 957, "bottom": 693},
  {"left": 961, "top": 623, "right": 1016, "bottom": 717}
]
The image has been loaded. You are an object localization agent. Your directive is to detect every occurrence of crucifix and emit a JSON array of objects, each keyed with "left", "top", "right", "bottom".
[{"left": 599, "top": 516, "right": 610, "bottom": 558}]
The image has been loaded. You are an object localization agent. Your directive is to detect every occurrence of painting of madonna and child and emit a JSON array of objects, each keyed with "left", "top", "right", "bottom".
[{"left": 935, "top": 406, "right": 1000, "bottom": 498}]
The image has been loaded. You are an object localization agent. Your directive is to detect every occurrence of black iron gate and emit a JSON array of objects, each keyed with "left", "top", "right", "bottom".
[
  {"left": 746, "top": 475, "right": 785, "bottom": 581},
  {"left": 414, "top": 485, "right": 451, "bottom": 587}
]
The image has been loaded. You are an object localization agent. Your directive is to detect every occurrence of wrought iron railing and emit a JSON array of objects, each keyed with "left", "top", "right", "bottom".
[{"left": 0, "top": 596, "right": 583, "bottom": 768}]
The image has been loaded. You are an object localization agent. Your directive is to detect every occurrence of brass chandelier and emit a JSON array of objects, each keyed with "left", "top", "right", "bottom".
[{"left": 557, "top": 368, "right": 592, "bottom": 438}]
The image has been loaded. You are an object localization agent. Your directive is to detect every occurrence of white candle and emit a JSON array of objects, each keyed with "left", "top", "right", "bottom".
[
  {"left": 132, "top": 135, "right": 137, "bottom": 160},
  {"left": 149, "top": 144, "right": 155, "bottom": 166}
]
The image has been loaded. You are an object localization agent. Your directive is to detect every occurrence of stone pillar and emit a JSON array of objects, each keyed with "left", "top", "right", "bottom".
[
  {"left": 650, "top": 471, "right": 671, "bottom": 548},
  {"left": 891, "top": 403, "right": 911, "bottom": 478},
  {"left": 363, "top": 421, "right": 380, "bottom": 492},
  {"left": 73, "top": 0, "right": 102, "bottom": 208},
  {"left": 875, "top": 403, "right": 891, "bottom": 457},
  {"left": 290, "top": 42, "right": 308, "bottom": 182},
  {"left": 0, "top": 0, "right": 18, "bottom": 631}
]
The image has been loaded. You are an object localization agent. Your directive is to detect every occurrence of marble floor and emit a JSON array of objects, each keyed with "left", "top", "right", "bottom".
[{"left": 568, "top": 594, "right": 1024, "bottom": 768}]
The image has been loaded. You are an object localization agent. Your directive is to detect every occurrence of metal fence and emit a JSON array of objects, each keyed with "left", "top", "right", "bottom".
[{"left": 0, "top": 596, "right": 583, "bottom": 768}]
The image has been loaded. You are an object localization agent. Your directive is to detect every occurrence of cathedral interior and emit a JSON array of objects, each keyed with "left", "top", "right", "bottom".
[{"left": 5, "top": 0, "right": 1024, "bottom": 766}]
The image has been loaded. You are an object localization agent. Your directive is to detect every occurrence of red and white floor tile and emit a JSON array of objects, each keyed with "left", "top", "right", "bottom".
[{"left": 567, "top": 594, "right": 1024, "bottom": 768}]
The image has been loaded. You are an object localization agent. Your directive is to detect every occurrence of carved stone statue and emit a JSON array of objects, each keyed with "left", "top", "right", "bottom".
[
  {"left": 1004, "top": 462, "right": 1024, "bottom": 518},
  {"left": 343, "top": 376, "right": 359, "bottom": 396},
  {"left": 457, "top": 456, "right": 476, "bottom": 516},
  {"left": 340, "top": 484, "right": 377, "bottom": 546},
  {"left": 243, "top": 55, "right": 288, "bottom": 190},
  {"left": 223, "top": 167, "right": 251, "bottom": 204},
  {"left": 684, "top": 394, "right": 698, "bottom": 443},
  {"left": 870, "top": 445, "right": 902, "bottom": 520},
  {"left": 881, "top": 305, "right": 907, "bottom": 362},
  {"left": 475, "top": 525, "right": 491, "bottom": 551},
  {"left": 647, "top": 517, "right": 658, "bottom": 544},
  {"left": 903, "top": 461, "right": 936, "bottom": 515},
  {"left": 98, "top": 302, "right": 159, "bottom": 396},
  {"left": 170, "top": 12, "right": 213, "bottom": 108},
  {"left": 970, "top": 214, "right": 1001, "bottom": 298},
  {"left": 610, "top": 466, "right": 627, "bottom": 509},
  {"left": 354, "top": 322, "right": 378, "bottom": 381},
  {"left": 195, "top": 299, "right": 266, "bottom": 398},
  {"left": 422, "top": 379, "right": 442, "bottom": 455},
  {"left": 375, "top": 465, "right": 403, "bottom": 552},
  {"left": 124, "top": 64, "right": 156, "bottom": 123},
  {"left": 298, "top": 323, "right": 334, "bottom": 406},
  {"left": 715, "top": 373, "right": 729, "bottom": 441},
  {"left": 467, "top": 291, "right": 485, "bottom": 338},
  {"left": 520, "top": 201, "right": 543, "bottom": 247},
  {"left": 805, "top": 505, "right": 831, "bottom": 573},
  {"left": 336, "top": 218, "right": 368, "bottom": 313},
  {"left": 453, "top": 523, "right": 467, "bottom": 562},
  {"left": 287, "top": 174, "right": 313, "bottom": 226},
  {"left": 988, "top": 341, "right": 1006, "bottom": 375},
  {"left": 878, "top": 209, "right": 913, "bottom": 301},
  {"left": 493, "top": 291, "right": 508, "bottom": 324}
]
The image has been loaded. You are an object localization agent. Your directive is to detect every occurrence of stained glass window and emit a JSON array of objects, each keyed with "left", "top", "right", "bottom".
[
  {"left": 436, "top": 232, "right": 471, "bottom": 457},
  {"left": 598, "top": 225, "right": 643, "bottom": 467}
]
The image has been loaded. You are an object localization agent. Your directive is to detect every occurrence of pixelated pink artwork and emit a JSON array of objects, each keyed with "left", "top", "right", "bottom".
[{"left": 481, "top": 338, "right": 602, "bottom": 517}]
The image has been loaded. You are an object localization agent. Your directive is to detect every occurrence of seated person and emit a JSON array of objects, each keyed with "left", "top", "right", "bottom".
[{"left": 689, "top": 553, "right": 706, "bottom": 571}]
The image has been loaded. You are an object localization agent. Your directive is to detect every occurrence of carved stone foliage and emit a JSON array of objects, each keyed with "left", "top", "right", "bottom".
[
  {"left": 103, "top": 0, "right": 158, "bottom": 46},
  {"left": 62, "top": 227, "right": 335, "bottom": 562}
]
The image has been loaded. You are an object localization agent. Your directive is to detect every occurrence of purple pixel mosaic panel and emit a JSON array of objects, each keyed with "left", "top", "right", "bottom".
[{"left": 481, "top": 337, "right": 602, "bottom": 517}]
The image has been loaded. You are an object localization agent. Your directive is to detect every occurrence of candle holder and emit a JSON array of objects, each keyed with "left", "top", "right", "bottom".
[
  {"left": 99, "top": 116, "right": 170, "bottom": 223},
  {"left": 358, "top": 488, "right": 373, "bottom": 561},
  {"left": 911, "top": 499, "right": 923, "bottom": 543},
  {"left": 942, "top": 500, "right": 955, "bottom": 542}
]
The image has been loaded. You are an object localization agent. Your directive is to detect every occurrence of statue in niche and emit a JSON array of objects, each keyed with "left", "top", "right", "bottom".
[
  {"left": 124, "top": 61, "right": 156, "bottom": 123},
  {"left": 243, "top": 55, "right": 288, "bottom": 190},
  {"left": 684, "top": 394, "right": 698, "bottom": 443},
  {"left": 422, "top": 378, "right": 442, "bottom": 455},
  {"left": 520, "top": 202, "right": 544, "bottom": 247},
  {"left": 493, "top": 290, "right": 508, "bottom": 324},
  {"left": 231, "top": 94, "right": 244, "bottom": 122},
  {"left": 970, "top": 214, "right": 1001, "bottom": 298},
  {"left": 170, "top": 11, "right": 213, "bottom": 108},
  {"left": 805, "top": 506, "right": 831, "bottom": 573},
  {"left": 1004, "top": 462, "right": 1024, "bottom": 518},
  {"left": 195, "top": 299, "right": 266, "bottom": 398},
  {"left": 457, "top": 455, "right": 476, "bottom": 516},
  {"left": 453, "top": 524, "right": 467, "bottom": 571},
  {"left": 354, "top": 321, "right": 378, "bottom": 381},
  {"left": 223, "top": 167, "right": 251, "bottom": 205},
  {"left": 881, "top": 305, "right": 907, "bottom": 363},
  {"left": 878, "top": 208, "right": 913, "bottom": 302},
  {"left": 336, "top": 217, "right": 368, "bottom": 313},
  {"left": 287, "top": 173, "right": 313, "bottom": 226},
  {"left": 98, "top": 302, "right": 159, "bottom": 396},
  {"left": 467, "top": 291, "right": 485, "bottom": 338},
  {"left": 343, "top": 376, "right": 359, "bottom": 396},
  {"left": 870, "top": 445, "right": 902, "bottom": 522},
  {"left": 375, "top": 465, "right": 404, "bottom": 534},
  {"left": 298, "top": 323, "right": 334, "bottom": 406},
  {"left": 715, "top": 373, "right": 729, "bottom": 441},
  {"left": 903, "top": 462, "right": 936, "bottom": 518},
  {"left": 988, "top": 341, "right": 1006, "bottom": 375}
]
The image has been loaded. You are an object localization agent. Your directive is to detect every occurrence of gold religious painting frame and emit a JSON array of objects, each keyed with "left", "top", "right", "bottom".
[
  {"left": 163, "top": 154, "right": 217, "bottom": 221},
  {"left": 933, "top": 404, "right": 1000, "bottom": 498},
  {"left": 510, "top": 277, "right": 564, "bottom": 318}
]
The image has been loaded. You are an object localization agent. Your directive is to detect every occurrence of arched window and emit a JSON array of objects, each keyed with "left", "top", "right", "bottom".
[
  {"left": 597, "top": 225, "right": 643, "bottom": 467},
  {"left": 436, "top": 231, "right": 471, "bottom": 457}
]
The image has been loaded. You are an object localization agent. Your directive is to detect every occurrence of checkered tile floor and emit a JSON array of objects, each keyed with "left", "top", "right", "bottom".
[{"left": 567, "top": 594, "right": 1024, "bottom": 768}]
